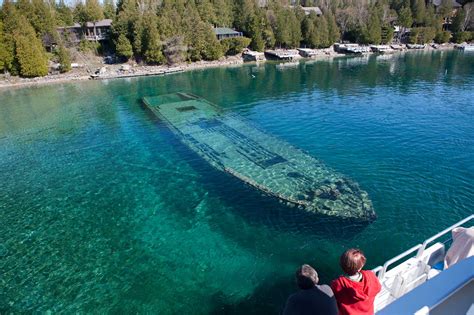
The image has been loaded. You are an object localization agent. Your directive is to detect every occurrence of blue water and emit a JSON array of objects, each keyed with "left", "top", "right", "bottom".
[{"left": 0, "top": 51, "right": 473, "bottom": 313}]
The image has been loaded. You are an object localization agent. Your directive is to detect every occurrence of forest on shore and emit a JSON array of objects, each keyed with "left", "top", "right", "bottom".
[{"left": 0, "top": 0, "right": 473, "bottom": 77}]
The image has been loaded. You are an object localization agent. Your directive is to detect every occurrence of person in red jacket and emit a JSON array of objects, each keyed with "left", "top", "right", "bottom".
[{"left": 331, "top": 248, "right": 381, "bottom": 315}]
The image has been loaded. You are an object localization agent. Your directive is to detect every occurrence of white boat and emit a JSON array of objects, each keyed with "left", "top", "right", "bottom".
[
  {"left": 373, "top": 215, "right": 474, "bottom": 314},
  {"left": 459, "top": 45, "right": 474, "bottom": 52}
]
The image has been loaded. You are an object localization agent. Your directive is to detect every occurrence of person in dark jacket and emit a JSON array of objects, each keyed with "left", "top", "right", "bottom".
[{"left": 283, "top": 264, "right": 338, "bottom": 315}]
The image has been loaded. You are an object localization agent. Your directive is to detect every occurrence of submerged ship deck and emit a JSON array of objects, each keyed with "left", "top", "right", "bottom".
[{"left": 143, "top": 93, "right": 375, "bottom": 221}]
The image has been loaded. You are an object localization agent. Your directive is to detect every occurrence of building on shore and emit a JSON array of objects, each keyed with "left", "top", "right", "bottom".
[
  {"left": 57, "top": 19, "right": 112, "bottom": 43},
  {"left": 213, "top": 27, "right": 243, "bottom": 40},
  {"left": 291, "top": 6, "right": 322, "bottom": 16},
  {"left": 430, "top": 0, "right": 463, "bottom": 30}
]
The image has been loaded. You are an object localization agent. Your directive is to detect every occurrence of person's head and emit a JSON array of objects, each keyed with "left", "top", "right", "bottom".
[
  {"left": 295, "top": 264, "right": 319, "bottom": 289},
  {"left": 340, "top": 248, "right": 366, "bottom": 276}
]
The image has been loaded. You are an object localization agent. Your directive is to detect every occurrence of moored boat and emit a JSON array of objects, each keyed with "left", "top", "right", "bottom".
[{"left": 143, "top": 92, "right": 376, "bottom": 221}]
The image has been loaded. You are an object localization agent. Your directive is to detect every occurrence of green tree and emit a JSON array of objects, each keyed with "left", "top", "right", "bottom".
[
  {"left": 302, "top": 14, "right": 317, "bottom": 47},
  {"left": 247, "top": 13, "right": 265, "bottom": 51},
  {"left": 366, "top": 12, "right": 382, "bottom": 44},
  {"left": 438, "top": 0, "right": 453, "bottom": 19},
  {"left": 115, "top": 33, "right": 133, "bottom": 60},
  {"left": 213, "top": 0, "right": 233, "bottom": 27},
  {"left": 315, "top": 15, "right": 330, "bottom": 48},
  {"left": 398, "top": 6, "right": 413, "bottom": 41},
  {"left": 220, "top": 37, "right": 251, "bottom": 55},
  {"left": 103, "top": 0, "right": 115, "bottom": 20},
  {"left": 142, "top": 14, "right": 164, "bottom": 64},
  {"left": 56, "top": 0, "right": 74, "bottom": 26},
  {"left": 326, "top": 12, "right": 340, "bottom": 45},
  {"left": 412, "top": 0, "right": 426, "bottom": 25},
  {"left": 398, "top": 6, "right": 413, "bottom": 28},
  {"left": 434, "top": 30, "right": 450, "bottom": 43},
  {"left": 1, "top": 0, "right": 20, "bottom": 74},
  {"left": 14, "top": 16, "right": 48, "bottom": 77},
  {"left": 85, "top": 0, "right": 104, "bottom": 22},
  {"left": 381, "top": 24, "right": 394, "bottom": 44},
  {"left": 73, "top": 2, "right": 88, "bottom": 25},
  {"left": 451, "top": 9, "right": 466, "bottom": 33},
  {"left": 196, "top": 0, "right": 217, "bottom": 25},
  {"left": 57, "top": 43, "right": 71, "bottom": 73},
  {"left": 0, "top": 21, "right": 8, "bottom": 72}
]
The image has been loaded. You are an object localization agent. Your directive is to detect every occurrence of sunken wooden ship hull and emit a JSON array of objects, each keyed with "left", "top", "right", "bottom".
[{"left": 143, "top": 93, "right": 376, "bottom": 221}]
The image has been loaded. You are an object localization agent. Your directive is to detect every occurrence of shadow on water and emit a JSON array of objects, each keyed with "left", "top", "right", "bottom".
[
  {"left": 139, "top": 100, "right": 371, "bottom": 243},
  {"left": 209, "top": 275, "right": 293, "bottom": 315}
]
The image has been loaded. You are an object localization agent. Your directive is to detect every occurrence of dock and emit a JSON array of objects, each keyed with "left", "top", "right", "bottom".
[
  {"left": 334, "top": 43, "right": 371, "bottom": 55},
  {"left": 242, "top": 50, "right": 266, "bottom": 62},
  {"left": 91, "top": 66, "right": 184, "bottom": 80},
  {"left": 264, "top": 49, "right": 300, "bottom": 61}
]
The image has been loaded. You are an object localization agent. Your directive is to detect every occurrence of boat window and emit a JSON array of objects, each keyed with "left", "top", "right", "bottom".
[{"left": 176, "top": 106, "right": 197, "bottom": 112}]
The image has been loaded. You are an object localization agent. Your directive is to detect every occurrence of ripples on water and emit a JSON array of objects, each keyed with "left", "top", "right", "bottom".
[{"left": 0, "top": 51, "right": 473, "bottom": 313}]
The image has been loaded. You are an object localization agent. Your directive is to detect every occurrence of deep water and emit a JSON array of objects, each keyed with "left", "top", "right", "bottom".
[{"left": 0, "top": 50, "right": 473, "bottom": 314}]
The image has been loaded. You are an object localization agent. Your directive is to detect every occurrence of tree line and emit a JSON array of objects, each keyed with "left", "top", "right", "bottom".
[{"left": 0, "top": 0, "right": 472, "bottom": 77}]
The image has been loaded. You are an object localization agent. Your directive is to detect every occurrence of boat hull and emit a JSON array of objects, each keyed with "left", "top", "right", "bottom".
[{"left": 143, "top": 93, "right": 376, "bottom": 221}]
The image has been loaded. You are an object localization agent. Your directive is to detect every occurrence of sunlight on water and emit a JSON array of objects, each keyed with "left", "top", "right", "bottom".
[{"left": 0, "top": 51, "right": 473, "bottom": 313}]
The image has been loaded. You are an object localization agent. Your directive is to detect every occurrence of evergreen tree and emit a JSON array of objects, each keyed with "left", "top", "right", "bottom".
[
  {"left": 73, "top": 2, "right": 88, "bottom": 25},
  {"left": 213, "top": 0, "right": 233, "bottom": 27},
  {"left": 115, "top": 33, "right": 133, "bottom": 60},
  {"left": 142, "top": 14, "right": 164, "bottom": 64},
  {"left": 85, "top": 0, "right": 104, "bottom": 22},
  {"left": 196, "top": 0, "right": 217, "bottom": 25},
  {"left": 381, "top": 23, "right": 394, "bottom": 43},
  {"left": 326, "top": 12, "right": 340, "bottom": 45},
  {"left": 0, "top": 21, "right": 8, "bottom": 72},
  {"left": 103, "top": 0, "right": 115, "bottom": 20},
  {"left": 438, "top": 0, "right": 453, "bottom": 19},
  {"left": 302, "top": 14, "right": 317, "bottom": 47},
  {"left": 398, "top": 7, "right": 413, "bottom": 28},
  {"left": 412, "top": 0, "right": 426, "bottom": 26},
  {"left": 14, "top": 16, "right": 48, "bottom": 77},
  {"left": 56, "top": 0, "right": 74, "bottom": 26},
  {"left": 57, "top": 43, "right": 71, "bottom": 73},
  {"left": 398, "top": 6, "right": 413, "bottom": 41},
  {"left": 247, "top": 13, "right": 265, "bottom": 51},
  {"left": 366, "top": 12, "right": 382, "bottom": 44},
  {"left": 451, "top": 9, "right": 466, "bottom": 33},
  {"left": 315, "top": 15, "right": 330, "bottom": 48},
  {"left": 1, "top": 0, "right": 20, "bottom": 74}
]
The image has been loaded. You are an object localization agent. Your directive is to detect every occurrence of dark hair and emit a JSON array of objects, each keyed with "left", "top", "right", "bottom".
[
  {"left": 340, "top": 248, "right": 367, "bottom": 276},
  {"left": 296, "top": 264, "right": 319, "bottom": 289}
]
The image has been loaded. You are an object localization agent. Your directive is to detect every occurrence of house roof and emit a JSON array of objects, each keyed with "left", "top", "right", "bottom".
[
  {"left": 59, "top": 19, "right": 112, "bottom": 29},
  {"left": 289, "top": 5, "right": 323, "bottom": 15},
  {"left": 301, "top": 7, "right": 323, "bottom": 15},
  {"left": 432, "top": 0, "right": 462, "bottom": 8},
  {"left": 213, "top": 27, "right": 241, "bottom": 36}
]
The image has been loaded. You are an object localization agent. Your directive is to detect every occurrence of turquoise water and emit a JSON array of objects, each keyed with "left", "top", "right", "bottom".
[{"left": 0, "top": 51, "right": 473, "bottom": 313}]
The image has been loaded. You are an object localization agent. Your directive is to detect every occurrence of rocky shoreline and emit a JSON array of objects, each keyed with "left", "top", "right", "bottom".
[{"left": 0, "top": 44, "right": 458, "bottom": 90}]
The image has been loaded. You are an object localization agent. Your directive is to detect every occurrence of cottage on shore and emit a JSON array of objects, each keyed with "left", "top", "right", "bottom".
[
  {"left": 213, "top": 27, "right": 243, "bottom": 40},
  {"left": 57, "top": 19, "right": 112, "bottom": 43}
]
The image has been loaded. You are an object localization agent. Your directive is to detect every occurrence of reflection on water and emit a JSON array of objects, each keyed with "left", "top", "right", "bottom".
[{"left": 0, "top": 51, "right": 473, "bottom": 314}]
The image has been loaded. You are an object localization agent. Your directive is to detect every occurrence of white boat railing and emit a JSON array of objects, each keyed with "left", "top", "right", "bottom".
[{"left": 373, "top": 214, "right": 474, "bottom": 280}]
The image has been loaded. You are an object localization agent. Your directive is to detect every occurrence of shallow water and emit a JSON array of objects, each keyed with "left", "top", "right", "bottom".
[{"left": 0, "top": 51, "right": 473, "bottom": 314}]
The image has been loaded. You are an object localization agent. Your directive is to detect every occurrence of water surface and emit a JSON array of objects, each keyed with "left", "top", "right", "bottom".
[{"left": 1, "top": 50, "right": 473, "bottom": 313}]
